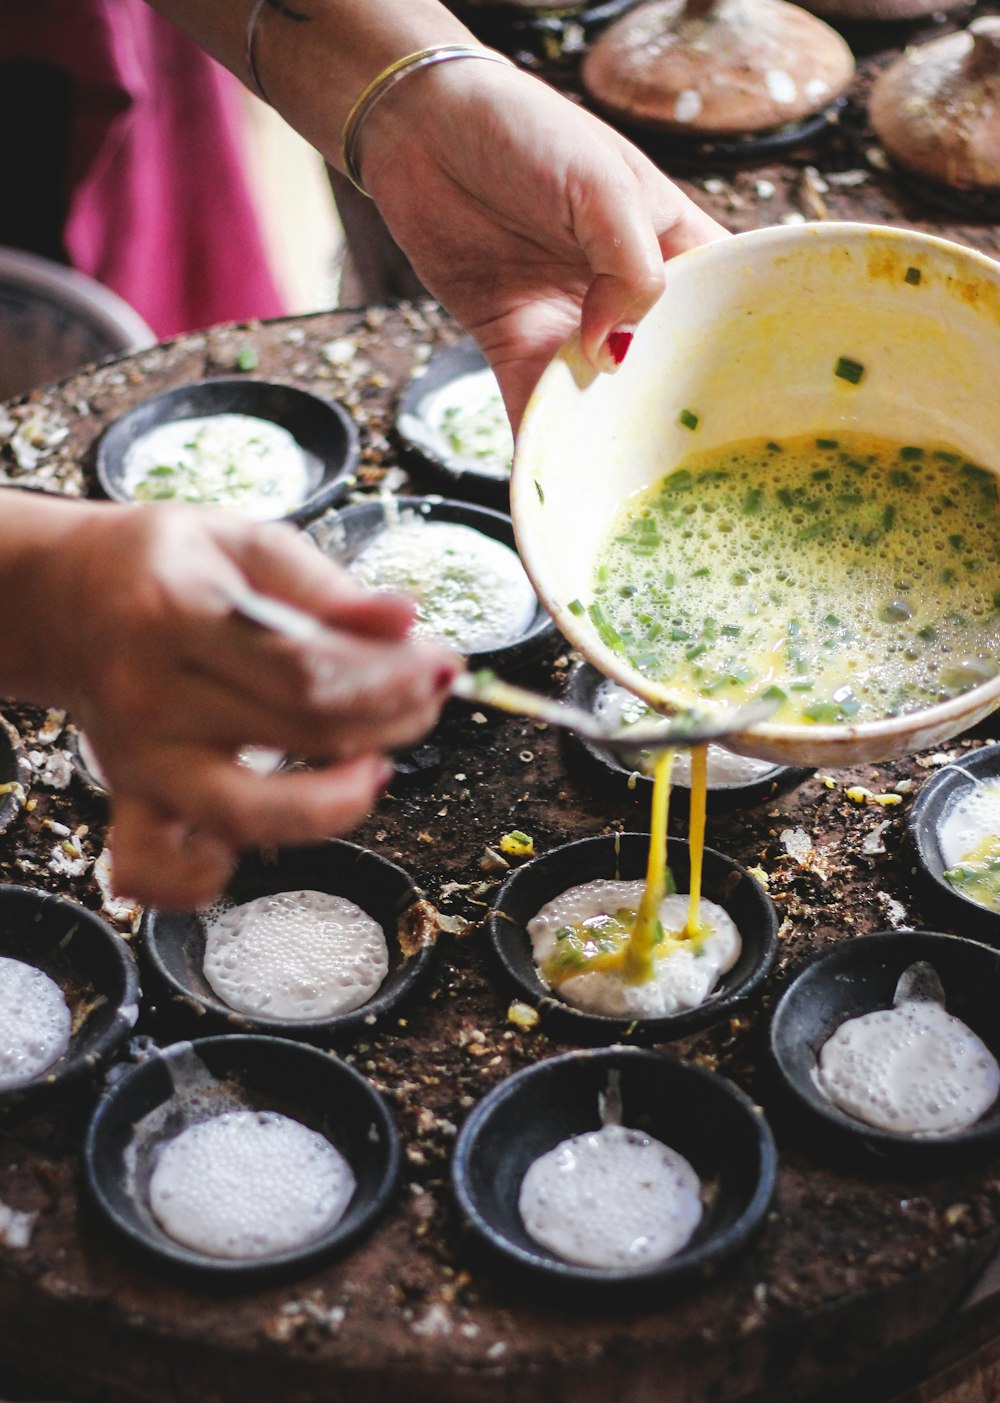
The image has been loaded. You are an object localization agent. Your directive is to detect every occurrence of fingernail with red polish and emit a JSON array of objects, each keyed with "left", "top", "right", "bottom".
[
  {"left": 601, "top": 326, "right": 635, "bottom": 373},
  {"left": 434, "top": 665, "right": 457, "bottom": 695}
]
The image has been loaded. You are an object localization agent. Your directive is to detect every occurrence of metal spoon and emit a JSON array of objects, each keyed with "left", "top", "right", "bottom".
[
  {"left": 451, "top": 669, "right": 779, "bottom": 750},
  {"left": 225, "top": 584, "right": 778, "bottom": 752}
]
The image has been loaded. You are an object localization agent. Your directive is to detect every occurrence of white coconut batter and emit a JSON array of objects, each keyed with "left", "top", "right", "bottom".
[
  {"left": 347, "top": 517, "right": 537, "bottom": 654},
  {"left": 594, "top": 681, "right": 780, "bottom": 787},
  {"left": 0, "top": 956, "right": 72, "bottom": 1091},
  {"left": 528, "top": 878, "right": 741, "bottom": 1018},
  {"left": 519, "top": 1122, "right": 702, "bottom": 1269},
  {"left": 423, "top": 367, "right": 513, "bottom": 479},
  {"left": 149, "top": 1109, "right": 355, "bottom": 1258},
  {"left": 814, "top": 998, "right": 1000, "bottom": 1136},
  {"left": 202, "top": 890, "right": 388, "bottom": 1021},
  {"left": 938, "top": 778, "right": 1000, "bottom": 869},
  {"left": 122, "top": 413, "right": 313, "bottom": 519}
]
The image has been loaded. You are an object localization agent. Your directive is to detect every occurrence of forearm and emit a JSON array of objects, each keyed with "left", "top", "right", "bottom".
[
  {"left": 142, "top": 0, "right": 476, "bottom": 172},
  {"left": 0, "top": 492, "right": 115, "bottom": 708}
]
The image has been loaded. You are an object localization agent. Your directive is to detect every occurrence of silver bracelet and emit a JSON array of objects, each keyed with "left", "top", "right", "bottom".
[
  {"left": 341, "top": 44, "right": 516, "bottom": 198},
  {"left": 245, "top": 0, "right": 271, "bottom": 105}
]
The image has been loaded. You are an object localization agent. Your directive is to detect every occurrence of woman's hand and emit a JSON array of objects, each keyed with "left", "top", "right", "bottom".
[
  {"left": 359, "top": 62, "right": 727, "bottom": 427},
  {"left": 31, "top": 501, "right": 457, "bottom": 908}
]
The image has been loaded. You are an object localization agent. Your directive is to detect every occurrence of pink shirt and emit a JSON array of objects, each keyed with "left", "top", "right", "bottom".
[{"left": 0, "top": 0, "right": 286, "bottom": 337}]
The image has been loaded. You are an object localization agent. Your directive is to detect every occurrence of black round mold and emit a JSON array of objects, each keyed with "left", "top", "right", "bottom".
[
  {"left": 94, "top": 377, "right": 359, "bottom": 525},
  {"left": 0, "top": 713, "right": 31, "bottom": 835},
  {"left": 83, "top": 1034, "right": 400, "bottom": 1284},
  {"left": 396, "top": 340, "right": 511, "bottom": 509},
  {"left": 452, "top": 1046, "right": 777, "bottom": 1301},
  {"left": 306, "top": 495, "right": 555, "bottom": 671},
  {"left": 451, "top": 0, "right": 643, "bottom": 61},
  {"left": 0, "top": 887, "right": 139, "bottom": 1113},
  {"left": 139, "top": 840, "right": 437, "bottom": 1044},
  {"left": 770, "top": 930, "right": 1000, "bottom": 1171},
  {"left": 485, "top": 832, "right": 778, "bottom": 1043},
  {"left": 561, "top": 661, "right": 809, "bottom": 811},
  {"left": 908, "top": 744, "right": 1000, "bottom": 940},
  {"left": 589, "top": 99, "right": 845, "bottom": 169},
  {"left": 886, "top": 161, "right": 1000, "bottom": 221}
]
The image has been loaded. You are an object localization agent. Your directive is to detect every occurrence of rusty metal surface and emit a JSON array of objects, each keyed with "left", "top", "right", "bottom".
[{"left": 2, "top": 94, "right": 1000, "bottom": 1396}]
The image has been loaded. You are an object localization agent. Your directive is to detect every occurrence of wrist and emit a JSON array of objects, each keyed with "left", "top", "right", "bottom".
[{"left": 0, "top": 494, "right": 129, "bottom": 708}]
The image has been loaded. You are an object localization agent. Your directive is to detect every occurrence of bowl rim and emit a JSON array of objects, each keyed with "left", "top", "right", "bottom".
[
  {"left": 452, "top": 1045, "right": 778, "bottom": 1290},
  {"left": 769, "top": 927, "right": 1000, "bottom": 1157},
  {"left": 486, "top": 830, "right": 779, "bottom": 1042},
  {"left": 94, "top": 375, "right": 359, "bottom": 526},
  {"left": 82, "top": 1032, "right": 401, "bottom": 1278},
  {"left": 512, "top": 221, "right": 1000, "bottom": 763}
]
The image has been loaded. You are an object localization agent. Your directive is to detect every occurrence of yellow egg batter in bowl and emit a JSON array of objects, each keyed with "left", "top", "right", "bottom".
[{"left": 512, "top": 223, "right": 1000, "bottom": 767}]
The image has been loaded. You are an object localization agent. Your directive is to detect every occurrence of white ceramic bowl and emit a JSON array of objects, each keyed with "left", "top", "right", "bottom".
[{"left": 512, "top": 223, "right": 1000, "bottom": 767}]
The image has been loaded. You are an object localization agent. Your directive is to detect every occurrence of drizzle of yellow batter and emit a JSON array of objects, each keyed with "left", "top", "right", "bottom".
[
  {"left": 541, "top": 744, "right": 710, "bottom": 990},
  {"left": 622, "top": 749, "right": 674, "bottom": 984}
]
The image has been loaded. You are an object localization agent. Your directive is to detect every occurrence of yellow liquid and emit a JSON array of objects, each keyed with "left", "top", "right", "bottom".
[
  {"left": 541, "top": 746, "right": 710, "bottom": 988},
  {"left": 590, "top": 432, "right": 1000, "bottom": 724}
]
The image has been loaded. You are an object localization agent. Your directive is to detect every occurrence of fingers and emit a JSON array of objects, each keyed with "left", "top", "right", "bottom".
[
  {"left": 223, "top": 520, "right": 416, "bottom": 641},
  {"left": 575, "top": 142, "right": 729, "bottom": 374},
  {"left": 110, "top": 796, "right": 237, "bottom": 910},
  {"left": 173, "top": 621, "right": 458, "bottom": 751},
  {"left": 122, "top": 750, "right": 394, "bottom": 851}
]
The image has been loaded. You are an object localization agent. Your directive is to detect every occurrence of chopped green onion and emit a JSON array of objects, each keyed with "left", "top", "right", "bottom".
[
  {"left": 568, "top": 598, "right": 585, "bottom": 616},
  {"left": 235, "top": 347, "right": 259, "bottom": 372},
  {"left": 834, "top": 356, "right": 865, "bottom": 385},
  {"left": 904, "top": 266, "right": 922, "bottom": 286},
  {"left": 678, "top": 408, "right": 699, "bottom": 431},
  {"left": 534, "top": 480, "right": 545, "bottom": 504}
]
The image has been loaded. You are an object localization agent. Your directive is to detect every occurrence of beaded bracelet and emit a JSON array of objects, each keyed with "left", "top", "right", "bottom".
[{"left": 340, "top": 44, "right": 516, "bottom": 197}]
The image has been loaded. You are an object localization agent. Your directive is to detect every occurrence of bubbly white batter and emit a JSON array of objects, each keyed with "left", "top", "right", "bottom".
[
  {"left": 148, "top": 1109, "right": 355, "bottom": 1258},
  {"left": 423, "top": 368, "right": 513, "bottom": 479},
  {"left": 528, "top": 879, "right": 741, "bottom": 1018},
  {"left": 814, "top": 998, "right": 1000, "bottom": 1136},
  {"left": 202, "top": 890, "right": 389, "bottom": 1020},
  {"left": 938, "top": 779, "right": 1000, "bottom": 868},
  {"left": 0, "top": 956, "right": 72, "bottom": 1091},
  {"left": 518, "top": 1122, "right": 702, "bottom": 1269},
  {"left": 347, "top": 517, "right": 537, "bottom": 654},
  {"left": 123, "top": 413, "right": 313, "bottom": 519}
]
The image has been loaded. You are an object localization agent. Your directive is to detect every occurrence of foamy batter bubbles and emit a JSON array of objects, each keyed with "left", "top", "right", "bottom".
[
  {"left": 938, "top": 778, "right": 1000, "bottom": 870},
  {"left": 348, "top": 517, "right": 537, "bottom": 654},
  {"left": 519, "top": 1122, "right": 702, "bottom": 1269},
  {"left": 0, "top": 956, "right": 72, "bottom": 1091},
  {"left": 149, "top": 1110, "right": 355, "bottom": 1258},
  {"left": 528, "top": 879, "right": 741, "bottom": 1018},
  {"left": 815, "top": 999, "right": 1000, "bottom": 1136},
  {"left": 202, "top": 890, "right": 389, "bottom": 1020}
]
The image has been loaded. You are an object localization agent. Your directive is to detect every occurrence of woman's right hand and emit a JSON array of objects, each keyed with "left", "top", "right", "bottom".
[{"left": 31, "top": 500, "right": 458, "bottom": 908}]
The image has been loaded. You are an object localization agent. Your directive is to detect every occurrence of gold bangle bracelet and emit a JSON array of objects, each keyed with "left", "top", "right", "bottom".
[{"left": 341, "top": 44, "right": 516, "bottom": 198}]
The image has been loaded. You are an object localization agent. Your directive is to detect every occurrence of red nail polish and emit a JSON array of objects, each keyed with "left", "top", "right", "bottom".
[
  {"left": 434, "top": 666, "right": 457, "bottom": 693},
  {"left": 607, "top": 330, "right": 633, "bottom": 366}
]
